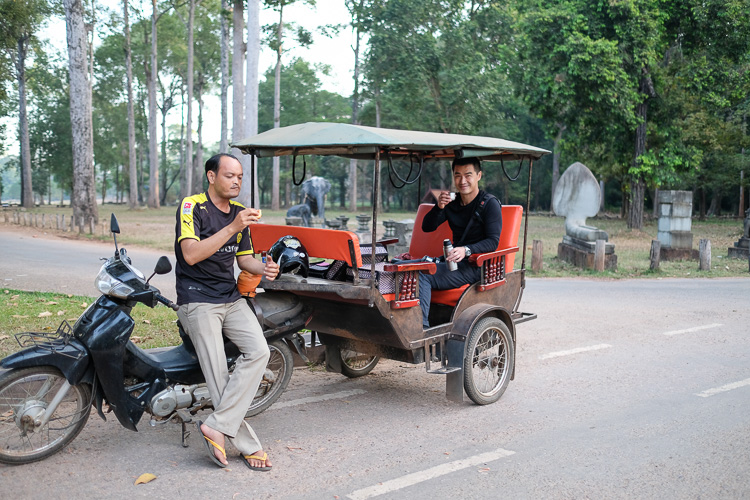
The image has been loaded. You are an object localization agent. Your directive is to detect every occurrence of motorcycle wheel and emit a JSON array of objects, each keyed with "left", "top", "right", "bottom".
[
  {"left": 339, "top": 349, "right": 379, "bottom": 378},
  {"left": 0, "top": 366, "right": 91, "bottom": 465},
  {"left": 244, "top": 340, "right": 293, "bottom": 417}
]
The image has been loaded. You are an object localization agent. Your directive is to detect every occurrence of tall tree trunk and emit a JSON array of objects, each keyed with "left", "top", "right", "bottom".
[
  {"left": 65, "top": 0, "right": 98, "bottom": 230},
  {"left": 238, "top": 0, "right": 260, "bottom": 208},
  {"left": 348, "top": 9, "right": 361, "bottom": 212},
  {"left": 550, "top": 123, "right": 566, "bottom": 209},
  {"left": 124, "top": 0, "right": 138, "bottom": 209},
  {"left": 193, "top": 85, "right": 204, "bottom": 193},
  {"left": 16, "top": 36, "right": 33, "bottom": 208},
  {"left": 271, "top": 6, "right": 283, "bottom": 211},
  {"left": 628, "top": 70, "right": 655, "bottom": 230},
  {"left": 230, "top": 0, "right": 249, "bottom": 203},
  {"left": 183, "top": 0, "right": 195, "bottom": 197},
  {"left": 159, "top": 99, "right": 169, "bottom": 205},
  {"left": 220, "top": 0, "right": 229, "bottom": 153},
  {"left": 147, "top": 0, "right": 160, "bottom": 208}
]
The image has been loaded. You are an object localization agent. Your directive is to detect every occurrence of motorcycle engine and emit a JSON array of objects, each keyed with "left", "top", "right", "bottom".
[{"left": 150, "top": 385, "right": 196, "bottom": 417}]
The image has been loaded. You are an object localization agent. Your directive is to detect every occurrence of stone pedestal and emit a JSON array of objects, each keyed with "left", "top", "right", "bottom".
[
  {"left": 389, "top": 220, "right": 414, "bottom": 258},
  {"left": 558, "top": 237, "right": 617, "bottom": 271},
  {"left": 657, "top": 190, "right": 697, "bottom": 261},
  {"left": 336, "top": 215, "right": 349, "bottom": 230},
  {"left": 356, "top": 214, "right": 371, "bottom": 232},
  {"left": 727, "top": 209, "right": 750, "bottom": 259}
]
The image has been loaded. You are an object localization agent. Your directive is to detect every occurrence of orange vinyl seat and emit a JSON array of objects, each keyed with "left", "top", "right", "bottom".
[{"left": 409, "top": 203, "right": 523, "bottom": 307}]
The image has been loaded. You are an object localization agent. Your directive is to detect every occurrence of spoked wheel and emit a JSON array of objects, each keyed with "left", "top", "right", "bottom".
[
  {"left": 0, "top": 367, "right": 91, "bottom": 465},
  {"left": 463, "top": 317, "right": 514, "bottom": 405},
  {"left": 244, "top": 340, "right": 294, "bottom": 417},
  {"left": 339, "top": 349, "right": 379, "bottom": 378}
]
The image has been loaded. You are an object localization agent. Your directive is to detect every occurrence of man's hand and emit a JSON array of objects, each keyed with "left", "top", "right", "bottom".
[
  {"left": 263, "top": 255, "right": 280, "bottom": 281},
  {"left": 437, "top": 191, "right": 453, "bottom": 210},
  {"left": 445, "top": 246, "right": 469, "bottom": 263},
  {"left": 232, "top": 207, "right": 262, "bottom": 232}
]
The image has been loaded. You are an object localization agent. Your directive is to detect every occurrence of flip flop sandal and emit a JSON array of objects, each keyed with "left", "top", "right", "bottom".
[
  {"left": 196, "top": 420, "right": 227, "bottom": 468},
  {"left": 241, "top": 452, "right": 272, "bottom": 472}
]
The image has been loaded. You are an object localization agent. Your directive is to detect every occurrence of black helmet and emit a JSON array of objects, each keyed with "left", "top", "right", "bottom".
[{"left": 269, "top": 235, "right": 309, "bottom": 278}]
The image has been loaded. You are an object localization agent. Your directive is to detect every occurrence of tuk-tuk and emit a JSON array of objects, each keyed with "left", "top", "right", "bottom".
[{"left": 233, "top": 122, "right": 549, "bottom": 405}]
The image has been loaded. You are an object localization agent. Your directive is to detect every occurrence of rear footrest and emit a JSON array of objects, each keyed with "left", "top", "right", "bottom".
[{"left": 426, "top": 366, "right": 461, "bottom": 375}]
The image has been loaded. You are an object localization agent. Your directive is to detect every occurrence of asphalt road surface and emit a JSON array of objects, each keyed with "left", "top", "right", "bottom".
[{"left": 1, "top": 225, "right": 749, "bottom": 499}]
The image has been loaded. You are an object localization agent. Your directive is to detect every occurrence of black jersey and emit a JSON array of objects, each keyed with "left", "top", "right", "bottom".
[
  {"left": 422, "top": 190, "right": 502, "bottom": 254},
  {"left": 174, "top": 193, "right": 253, "bottom": 305}
]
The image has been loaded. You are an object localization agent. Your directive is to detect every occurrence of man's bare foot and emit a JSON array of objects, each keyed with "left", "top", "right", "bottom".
[
  {"left": 241, "top": 449, "right": 272, "bottom": 471},
  {"left": 200, "top": 422, "right": 228, "bottom": 466}
]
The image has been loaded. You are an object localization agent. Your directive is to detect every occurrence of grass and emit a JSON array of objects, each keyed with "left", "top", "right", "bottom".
[
  {"left": 0, "top": 289, "right": 181, "bottom": 359},
  {"left": 2, "top": 203, "right": 747, "bottom": 357},
  {"left": 5, "top": 203, "right": 748, "bottom": 277}
]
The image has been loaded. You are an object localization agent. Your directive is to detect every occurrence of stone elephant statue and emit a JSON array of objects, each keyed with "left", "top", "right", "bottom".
[
  {"left": 300, "top": 176, "right": 331, "bottom": 220},
  {"left": 286, "top": 203, "right": 312, "bottom": 227}
]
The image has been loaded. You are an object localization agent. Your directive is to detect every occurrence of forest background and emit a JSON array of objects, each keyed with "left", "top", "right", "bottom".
[{"left": 1, "top": 0, "right": 749, "bottom": 231}]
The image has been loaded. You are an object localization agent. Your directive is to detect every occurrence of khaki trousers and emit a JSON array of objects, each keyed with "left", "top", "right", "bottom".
[{"left": 177, "top": 299, "right": 270, "bottom": 455}]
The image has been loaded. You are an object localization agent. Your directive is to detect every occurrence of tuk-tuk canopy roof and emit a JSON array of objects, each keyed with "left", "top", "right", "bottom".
[{"left": 232, "top": 122, "right": 550, "bottom": 161}]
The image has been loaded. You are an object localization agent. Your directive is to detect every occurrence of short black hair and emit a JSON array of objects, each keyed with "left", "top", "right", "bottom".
[
  {"left": 452, "top": 157, "right": 482, "bottom": 173},
  {"left": 205, "top": 153, "right": 240, "bottom": 179}
]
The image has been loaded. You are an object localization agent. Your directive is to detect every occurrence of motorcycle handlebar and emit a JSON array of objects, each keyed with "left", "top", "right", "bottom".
[{"left": 155, "top": 293, "right": 179, "bottom": 311}]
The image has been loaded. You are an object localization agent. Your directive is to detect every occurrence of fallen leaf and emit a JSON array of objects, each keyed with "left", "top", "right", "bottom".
[
  {"left": 80, "top": 302, "right": 88, "bottom": 308},
  {"left": 57, "top": 311, "right": 65, "bottom": 316},
  {"left": 3, "top": 290, "right": 8, "bottom": 294},
  {"left": 131, "top": 336, "right": 142, "bottom": 343},
  {"left": 0, "top": 335, "right": 9, "bottom": 341},
  {"left": 12, "top": 315, "right": 29, "bottom": 319},
  {"left": 134, "top": 473, "right": 157, "bottom": 485},
  {"left": 46, "top": 301, "right": 58, "bottom": 305},
  {"left": 67, "top": 294, "right": 73, "bottom": 298},
  {"left": 142, "top": 319, "right": 151, "bottom": 325},
  {"left": 478, "top": 467, "right": 490, "bottom": 473},
  {"left": 10, "top": 295, "right": 19, "bottom": 300},
  {"left": 38, "top": 311, "right": 53, "bottom": 318}
]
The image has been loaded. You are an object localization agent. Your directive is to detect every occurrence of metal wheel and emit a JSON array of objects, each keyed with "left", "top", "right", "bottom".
[
  {"left": 463, "top": 317, "right": 514, "bottom": 405},
  {"left": 339, "top": 349, "right": 379, "bottom": 378},
  {"left": 244, "top": 340, "right": 294, "bottom": 417},
  {"left": 0, "top": 367, "right": 91, "bottom": 465}
]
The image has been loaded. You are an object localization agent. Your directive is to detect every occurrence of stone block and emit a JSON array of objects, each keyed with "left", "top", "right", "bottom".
[
  {"left": 658, "top": 190, "right": 693, "bottom": 205},
  {"left": 557, "top": 242, "right": 617, "bottom": 270},
  {"left": 658, "top": 217, "right": 691, "bottom": 233}
]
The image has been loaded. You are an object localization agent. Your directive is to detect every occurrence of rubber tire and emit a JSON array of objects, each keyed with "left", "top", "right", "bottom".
[
  {"left": 0, "top": 366, "right": 91, "bottom": 465},
  {"left": 339, "top": 349, "right": 379, "bottom": 378},
  {"left": 244, "top": 340, "right": 294, "bottom": 417},
  {"left": 463, "top": 317, "right": 514, "bottom": 405}
]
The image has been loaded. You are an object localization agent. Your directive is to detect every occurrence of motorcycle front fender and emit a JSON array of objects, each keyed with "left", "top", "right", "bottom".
[{"left": 0, "top": 339, "right": 91, "bottom": 385}]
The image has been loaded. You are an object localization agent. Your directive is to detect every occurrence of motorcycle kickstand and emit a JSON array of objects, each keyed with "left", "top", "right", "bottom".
[{"left": 181, "top": 420, "right": 190, "bottom": 448}]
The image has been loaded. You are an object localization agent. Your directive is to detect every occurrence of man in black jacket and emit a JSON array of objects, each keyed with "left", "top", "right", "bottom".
[{"left": 419, "top": 157, "right": 502, "bottom": 328}]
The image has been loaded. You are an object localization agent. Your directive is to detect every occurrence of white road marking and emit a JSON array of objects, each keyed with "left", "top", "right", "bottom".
[
  {"left": 662, "top": 323, "right": 723, "bottom": 336},
  {"left": 268, "top": 389, "right": 366, "bottom": 410},
  {"left": 539, "top": 344, "right": 612, "bottom": 360},
  {"left": 346, "top": 448, "right": 515, "bottom": 500},
  {"left": 696, "top": 378, "right": 750, "bottom": 398}
]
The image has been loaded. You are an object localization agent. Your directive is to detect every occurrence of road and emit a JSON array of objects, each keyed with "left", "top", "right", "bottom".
[{"left": 1, "top": 225, "right": 749, "bottom": 499}]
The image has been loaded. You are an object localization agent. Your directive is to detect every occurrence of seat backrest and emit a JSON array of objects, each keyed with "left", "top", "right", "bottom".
[
  {"left": 410, "top": 203, "right": 523, "bottom": 272},
  {"left": 249, "top": 224, "right": 362, "bottom": 268}
]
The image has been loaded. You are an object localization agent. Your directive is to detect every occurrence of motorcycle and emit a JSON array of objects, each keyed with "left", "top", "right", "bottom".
[{"left": 0, "top": 214, "right": 311, "bottom": 465}]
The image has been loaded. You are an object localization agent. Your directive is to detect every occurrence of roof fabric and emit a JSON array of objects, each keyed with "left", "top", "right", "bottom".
[{"left": 232, "top": 122, "right": 549, "bottom": 161}]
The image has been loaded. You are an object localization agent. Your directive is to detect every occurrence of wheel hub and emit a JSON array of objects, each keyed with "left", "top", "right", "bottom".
[{"left": 15, "top": 400, "right": 47, "bottom": 434}]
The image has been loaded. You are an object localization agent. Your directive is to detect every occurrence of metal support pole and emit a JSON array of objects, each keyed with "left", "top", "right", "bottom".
[
  {"left": 521, "top": 158, "right": 534, "bottom": 272},
  {"left": 369, "top": 149, "right": 381, "bottom": 305}
]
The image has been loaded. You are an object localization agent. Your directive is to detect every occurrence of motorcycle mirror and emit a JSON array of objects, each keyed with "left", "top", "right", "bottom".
[
  {"left": 147, "top": 256, "right": 172, "bottom": 284},
  {"left": 110, "top": 213, "right": 120, "bottom": 257},
  {"left": 110, "top": 213, "right": 120, "bottom": 234},
  {"left": 154, "top": 256, "right": 172, "bottom": 275}
]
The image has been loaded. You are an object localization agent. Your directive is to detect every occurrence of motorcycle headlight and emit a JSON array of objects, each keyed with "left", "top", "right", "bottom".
[{"left": 95, "top": 263, "right": 135, "bottom": 299}]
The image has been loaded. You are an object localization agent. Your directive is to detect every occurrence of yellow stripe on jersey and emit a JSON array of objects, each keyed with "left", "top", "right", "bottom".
[{"left": 177, "top": 193, "right": 208, "bottom": 243}]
